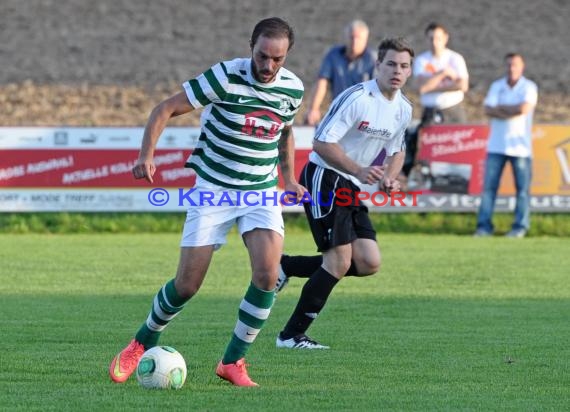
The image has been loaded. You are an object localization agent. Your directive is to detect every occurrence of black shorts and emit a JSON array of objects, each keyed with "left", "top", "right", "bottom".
[{"left": 299, "top": 162, "right": 376, "bottom": 252}]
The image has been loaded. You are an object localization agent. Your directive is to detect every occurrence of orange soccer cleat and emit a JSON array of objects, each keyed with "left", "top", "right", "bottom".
[
  {"left": 109, "top": 339, "right": 145, "bottom": 383},
  {"left": 215, "top": 358, "right": 259, "bottom": 387}
]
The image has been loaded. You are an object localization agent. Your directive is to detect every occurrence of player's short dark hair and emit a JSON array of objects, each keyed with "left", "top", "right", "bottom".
[
  {"left": 377, "top": 37, "right": 415, "bottom": 62},
  {"left": 425, "top": 21, "right": 448, "bottom": 35},
  {"left": 250, "top": 17, "right": 295, "bottom": 51},
  {"left": 504, "top": 52, "right": 524, "bottom": 61}
]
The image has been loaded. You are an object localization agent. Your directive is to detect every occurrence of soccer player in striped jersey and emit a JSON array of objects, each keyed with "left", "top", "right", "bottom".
[
  {"left": 109, "top": 17, "right": 306, "bottom": 387},
  {"left": 274, "top": 37, "right": 414, "bottom": 349}
]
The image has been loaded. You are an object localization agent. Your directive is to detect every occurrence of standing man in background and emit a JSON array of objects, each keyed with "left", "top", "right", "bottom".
[
  {"left": 304, "top": 20, "right": 376, "bottom": 126},
  {"left": 403, "top": 22, "right": 469, "bottom": 176},
  {"left": 475, "top": 53, "right": 538, "bottom": 238}
]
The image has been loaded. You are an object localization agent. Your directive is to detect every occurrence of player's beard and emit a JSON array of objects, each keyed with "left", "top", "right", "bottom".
[{"left": 252, "top": 62, "right": 277, "bottom": 83}]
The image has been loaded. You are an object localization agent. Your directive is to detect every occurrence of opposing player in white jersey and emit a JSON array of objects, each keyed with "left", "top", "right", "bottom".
[
  {"left": 109, "top": 17, "right": 306, "bottom": 386},
  {"left": 274, "top": 37, "right": 414, "bottom": 349}
]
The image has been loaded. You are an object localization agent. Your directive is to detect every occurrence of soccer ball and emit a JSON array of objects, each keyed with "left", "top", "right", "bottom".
[{"left": 136, "top": 346, "right": 187, "bottom": 389}]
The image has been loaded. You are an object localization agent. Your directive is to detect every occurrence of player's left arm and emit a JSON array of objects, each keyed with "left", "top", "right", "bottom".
[{"left": 278, "top": 125, "right": 306, "bottom": 199}]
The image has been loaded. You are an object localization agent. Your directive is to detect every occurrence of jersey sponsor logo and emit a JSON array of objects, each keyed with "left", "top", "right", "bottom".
[
  {"left": 241, "top": 110, "right": 282, "bottom": 140},
  {"left": 357, "top": 121, "right": 392, "bottom": 138}
]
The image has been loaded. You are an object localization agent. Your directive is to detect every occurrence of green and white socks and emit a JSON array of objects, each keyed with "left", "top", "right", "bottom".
[
  {"left": 134, "top": 278, "right": 275, "bottom": 362},
  {"left": 222, "top": 282, "right": 275, "bottom": 364},
  {"left": 135, "top": 279, "right": 188, "bottom": 349}
]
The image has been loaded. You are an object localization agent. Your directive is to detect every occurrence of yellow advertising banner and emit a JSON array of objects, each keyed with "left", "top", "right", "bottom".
[{"left": 499, "top": 125, "right": 570, "bottom": 195}]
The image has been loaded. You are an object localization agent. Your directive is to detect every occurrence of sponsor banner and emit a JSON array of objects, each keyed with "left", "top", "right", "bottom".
[
  {"left": 1, "top": 126, "right": 569, "bottom": 212},
  {"left": 415, "top": 124, "right": 487, "bottom": 194},
  {"left": 509, "top": 125, "right": 570, "bottom": 195},
  {"left": 0, "top": 127, "right": 201, "bottom": 149},
  {"left": 0, "top": 126, "right": 315, "bottom": 150},
  {"left": 0, "top": 189, "right": 155, "bottom": 212},
  {"left": 0, "top": 188, "right": 305, "bottom": 212},
  {"left": 1, "top": 189, "right": 568, "bottom": 212},
  {"left": 0, "top": 127, "right": 315, "bottom": 190},
  {"left": 368, "top": 194, "right": 570, "bottom": 212},
  {"left": 0, "top": 149, "right": 195, "bottom": 187},
  {"left": 415, "top": 124, "right": 570, "bottom": 198}
]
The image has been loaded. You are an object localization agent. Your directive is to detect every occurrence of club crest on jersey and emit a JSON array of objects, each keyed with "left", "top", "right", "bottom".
[{"left": 279, "top": 98, "right": 294, "bottom": 113}]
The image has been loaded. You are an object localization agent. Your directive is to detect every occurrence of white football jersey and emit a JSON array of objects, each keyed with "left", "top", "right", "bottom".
[{"left": 309, "top": 79, "right": 412, "bottom": 185}]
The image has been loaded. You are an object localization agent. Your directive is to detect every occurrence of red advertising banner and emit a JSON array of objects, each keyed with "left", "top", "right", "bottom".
[
  {"left": 415, "top": 124, "right": 570, "bottom": 197},
  {"left": 0, "top": 149, "right": 195, "bottom": 188},
  {"left": 415, "top": 125, "right": 488, "bottom": 194},
  {"left": 0, "top": 149, "right": 313, "bottom": 190},
  {"left": 1, "top": 126, "right": 568, "bottom": 212}
]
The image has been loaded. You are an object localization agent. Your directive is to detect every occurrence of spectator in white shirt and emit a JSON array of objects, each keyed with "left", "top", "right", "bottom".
[
  {"left": 403, "top": 22, "right": 469, "bottom": 176},
  {"left": 475, "top": 53, "right": 538, "bottom": 238}
]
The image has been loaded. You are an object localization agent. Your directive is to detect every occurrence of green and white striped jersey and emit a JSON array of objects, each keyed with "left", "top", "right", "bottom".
[{"left": 183, "top": 58, "right": 304, "bottom": 190}]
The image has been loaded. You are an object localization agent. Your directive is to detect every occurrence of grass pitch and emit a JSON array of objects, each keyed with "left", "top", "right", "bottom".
[{"left": 1, "top": 232, "right": 568, "bottom": 411}]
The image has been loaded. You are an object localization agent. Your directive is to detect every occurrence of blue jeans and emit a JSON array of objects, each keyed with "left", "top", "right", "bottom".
[{"left": 476, "top": 153, "right": 532, "bottom": 233}]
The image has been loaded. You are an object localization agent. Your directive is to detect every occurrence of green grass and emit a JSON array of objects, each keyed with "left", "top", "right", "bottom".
[
  {"left": 1, "top": 212, "right": 570, "bottom": 236},
  {"left": 1, "top": 233, "right": 569, "bottom": 411}
]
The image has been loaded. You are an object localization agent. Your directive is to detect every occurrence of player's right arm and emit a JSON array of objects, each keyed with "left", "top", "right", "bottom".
[
  {"left": 313, "top": 140, "right": 384, "bottom": 185},
  {"left": 133, "top": 92, "right": 195, "bottom": 183},
  {"left": 313, "top": 84, "right": 384, "bottom": 184}
]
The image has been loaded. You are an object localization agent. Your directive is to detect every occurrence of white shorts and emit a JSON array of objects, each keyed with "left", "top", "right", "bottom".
[{"left": 180, "top": 185, "right": 284, "bottom": 249}]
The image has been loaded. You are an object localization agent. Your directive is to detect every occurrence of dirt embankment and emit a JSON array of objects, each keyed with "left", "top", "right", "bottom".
[{"left": 1, "top": 0, "right": 569, "bottom": 126}]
